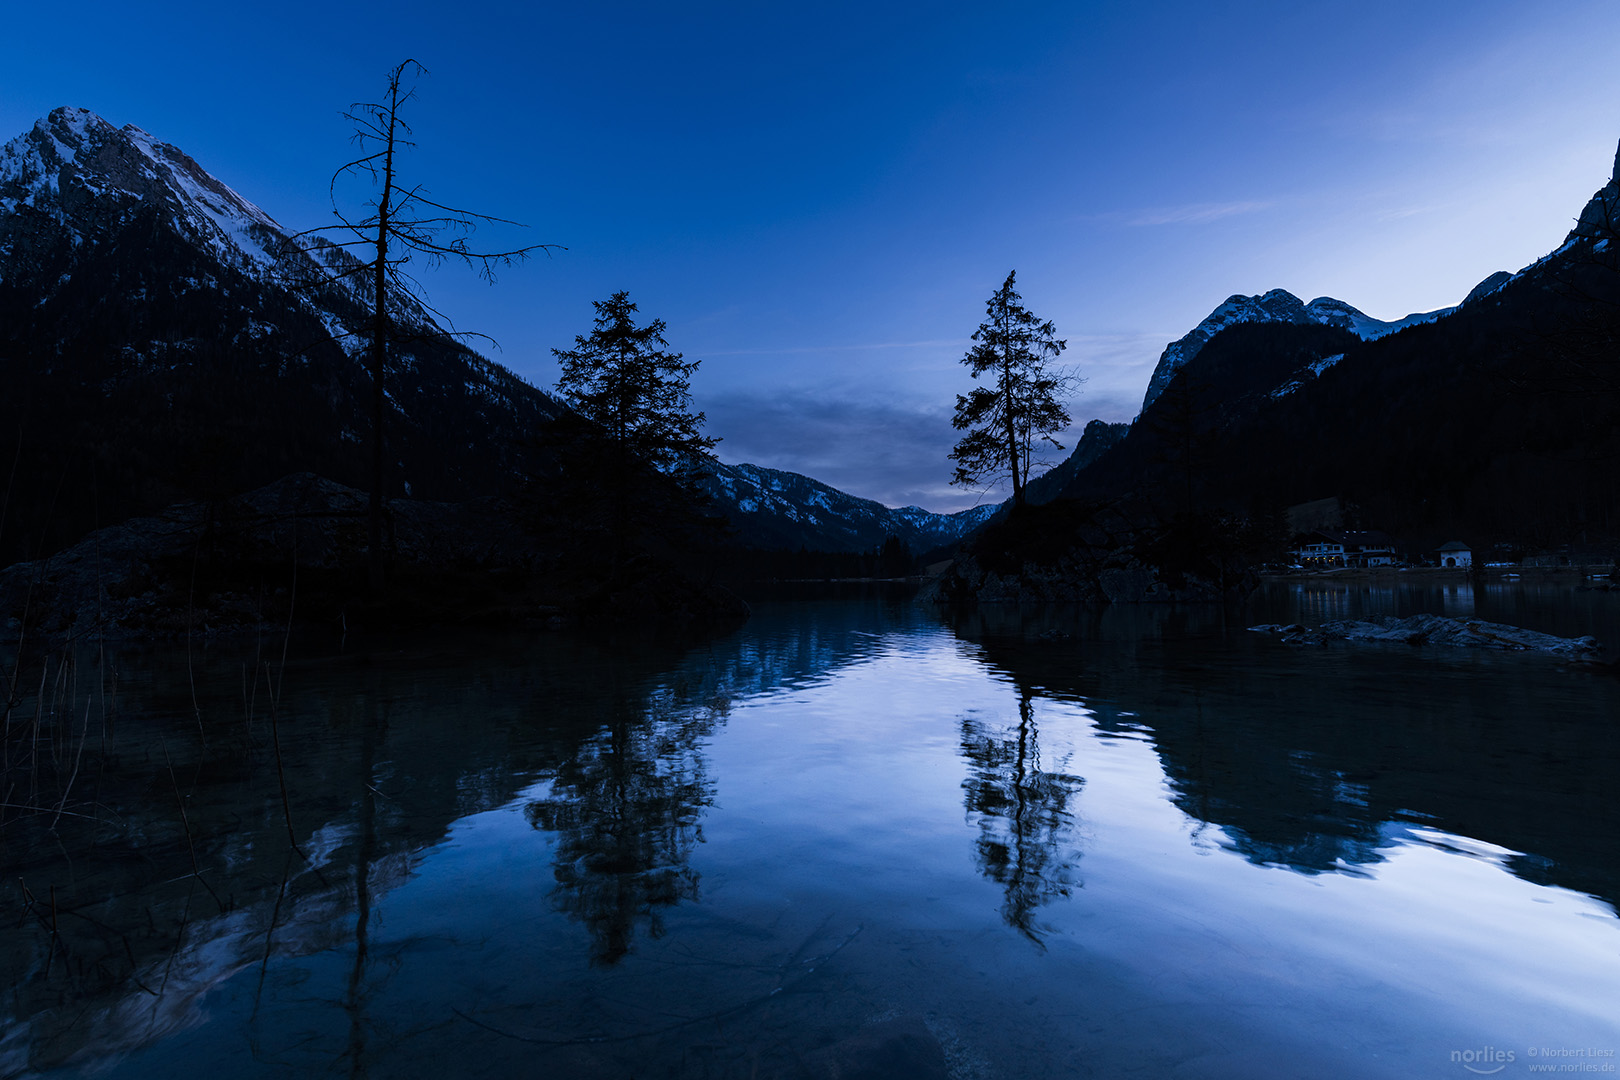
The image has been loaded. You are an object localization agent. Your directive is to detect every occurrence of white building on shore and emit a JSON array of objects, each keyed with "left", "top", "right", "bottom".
[{"left": 1436, "top": 541, "right": 1472, "bottom": 568}]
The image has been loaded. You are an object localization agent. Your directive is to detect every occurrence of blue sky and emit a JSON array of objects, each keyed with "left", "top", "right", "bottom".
[{"left": 5, "top": 1, "right": 1620, "bottom": 510}]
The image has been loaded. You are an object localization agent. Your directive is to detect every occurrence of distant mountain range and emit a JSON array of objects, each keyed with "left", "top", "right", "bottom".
[
  {"left": 0, "top": 107, "right": 978, "bottom": 565},
  {"left": 702, "top": 462, "right": 995, "bottom": 553}
]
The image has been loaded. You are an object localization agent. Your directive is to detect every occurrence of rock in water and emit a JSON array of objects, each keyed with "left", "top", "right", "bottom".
[{"left": 1248, "top": 615, "right": 1602, "bottom": 658}]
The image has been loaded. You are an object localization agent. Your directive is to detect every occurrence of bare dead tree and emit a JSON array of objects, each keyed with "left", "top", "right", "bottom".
[{"left": 280, "top": 60, "right": 561, "bottom": 591}]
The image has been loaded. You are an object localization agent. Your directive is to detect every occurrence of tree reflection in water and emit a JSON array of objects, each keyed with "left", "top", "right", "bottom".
[
  {"left": 525, "top": 685, "right": 720, "bottom": 965},
  {"left": 959, "top": 683, "right": 1084, "bottom": 943},
  {"left": 344, "top": 710, "right": 380, "bottom": 1080}
]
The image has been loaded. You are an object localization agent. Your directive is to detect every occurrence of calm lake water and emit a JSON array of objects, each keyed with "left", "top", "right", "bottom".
[{"left": 2, "top": 581, "right": 1618, "bottom": 1079}]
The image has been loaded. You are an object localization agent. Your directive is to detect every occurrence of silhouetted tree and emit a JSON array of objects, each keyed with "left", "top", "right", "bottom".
[
  {"left": 283, "top": 60, "right": 558, "bottom": 590},
  {"left": 877, "top": 534, "right": 912, "bottom": 577},
  {"left": 950, "top": 271, "right": 1074, "bottom": 508},
  {"left": 552, "top": 292, "right": 719, "bottom": 569}
]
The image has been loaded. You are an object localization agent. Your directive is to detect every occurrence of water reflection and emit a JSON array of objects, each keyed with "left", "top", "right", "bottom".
[
  {"left": 524, "top": 686, "right": 718, "bottom": 965},
  {"left": 1292, "top": 583, "right": 1364, "bottom": 622},
  {"left": 0, "top": 629, "right": 714, "bottom": 1072},
  {"left": 344, "top": 715, "right": 380, "bottom": 1080},
  {"left": 959, "top": 684, "right": 1083, "bottom": 942},
  {"left": 1440, "top": 583, "right": 1475, "bottom": 615},
  {"left": 946, "top": 597, "right": 1620, "bottom": 906},
  {"left": 1290, "top": 582, "right": 1480, "bottom": 621},
  {"left": 1265, "top": 579, "right": 1620, "bottom": 649},
  {"left": 1, "top": 585, "right": 1616, "bottom": 1077},
  {"left": 0, "top": 595, "right": 935, "bottom": 1072}
]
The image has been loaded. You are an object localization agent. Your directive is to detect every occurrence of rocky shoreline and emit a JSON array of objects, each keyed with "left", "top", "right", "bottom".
[{"left": 920, "top": 502, "right": 1265, "bottom": 606}]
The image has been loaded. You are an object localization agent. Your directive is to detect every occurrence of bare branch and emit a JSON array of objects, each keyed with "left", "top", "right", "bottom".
[{"left": 266, "top": 58, "right": 562, "bottom": 588}]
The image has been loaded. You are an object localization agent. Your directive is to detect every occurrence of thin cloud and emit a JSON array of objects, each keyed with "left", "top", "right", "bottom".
[
  {"left": 700, "top": 339, "right": 970, "bottom": 357},
  {"left": 1373, "top": 203, "right": 1446, "bottom": 222},
  {"left": 1122, "top": 200, "right": 1274, "bottom": 227}
]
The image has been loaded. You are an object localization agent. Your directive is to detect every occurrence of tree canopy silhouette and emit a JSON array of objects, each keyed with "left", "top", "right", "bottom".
[
  {"left": 552, "top": 291, "right": 719, "bottom": 566},
  {"left": 949, "top": 271, "right": 1073, "bottom": 509}
]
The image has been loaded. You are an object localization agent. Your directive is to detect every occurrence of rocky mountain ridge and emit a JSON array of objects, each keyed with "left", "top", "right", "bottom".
[
  {"left": 1136, "top": 141, "right": 1620, "bottom": 423},
  {"left": 0, "top": 107, "right": 437, "bottom": 340},
  {"left": 1051, "top": 138, "right": 1620, "bottom": 555},
  {"left": 1139, "top": 289, "right": 1452, "bottom": 413},
  {"left": 0, "top": 107, "right": 573, "bottom": 564},
  {"left": 702, "top": 461, "right": 996, "bottom": 553}
]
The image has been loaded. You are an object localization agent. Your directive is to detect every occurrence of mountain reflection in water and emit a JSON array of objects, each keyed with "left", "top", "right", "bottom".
[{"left": 1, "top": 582, "right": 1616, "bottom": 1078}]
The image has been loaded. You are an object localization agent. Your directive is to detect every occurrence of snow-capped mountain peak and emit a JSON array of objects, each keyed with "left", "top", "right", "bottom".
[
  {"left": 0, "top": 107, "right": 566, "bottom": 553},
  {"left": 1302, "top": 295, "right": 1450, "bottom": 340},
  {"left": 0, "top": 107, "right": 286, "bottom": 279},
  {"left": 1139, "top": 288, "right": 1452, "bottom": 413},
  {"left": 0, "top": 107, "right": 445, "bottom": 346}
]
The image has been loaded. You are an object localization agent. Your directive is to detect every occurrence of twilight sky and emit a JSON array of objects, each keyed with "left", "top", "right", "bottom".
[{"left": 6, "top": 1, "right": 1620, "bottom": 511}]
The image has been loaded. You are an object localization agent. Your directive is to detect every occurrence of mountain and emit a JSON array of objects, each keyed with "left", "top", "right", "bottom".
[
  {"left": 700, "top": 420, "right": 1135, "bottom": 559},
  {"left": 1139, "top": 289, "right": 1451, "bottom": 413},
  {"left": 1020, "top": 419, "right": 1130, "bottom": 507},
  {"left": 917, "top": 143, "right": 1620, "bottom": 604},
  {"left": 0, "top": 107, "right": 568, "bottom": 567},
  {"left": 702, "top": 461, "right": 996, "bottom": 553},
  {"left": 1460, "top": 270, "right": 1514, "bottom": 306},
  {"left": 0, "top": 107, "right": 979, "bottom": 570},
  {"left": 1058, "top": 139, "right": 1620, "bottom": 554}
]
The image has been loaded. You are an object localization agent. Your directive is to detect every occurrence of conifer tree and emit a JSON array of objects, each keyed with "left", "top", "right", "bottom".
[
  {"left": 552, "top": 292, "right": 718, "bottom": 561},
  {"left": 949, "top": 271, "right": 1073, "bottom": 508}
]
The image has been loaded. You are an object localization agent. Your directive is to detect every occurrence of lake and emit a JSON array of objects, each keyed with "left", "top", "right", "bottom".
[{"left": 2, "top": 581, "right": 1617, "bottom": 1078}]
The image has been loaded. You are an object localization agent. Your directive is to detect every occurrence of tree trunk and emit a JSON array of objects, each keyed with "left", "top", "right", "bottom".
[
  {"left": 1002, "top": 347, "right": 1024, "bottom": 508},
  {"left": 367, "top": 96, "right": 398, "bottom": 594}
]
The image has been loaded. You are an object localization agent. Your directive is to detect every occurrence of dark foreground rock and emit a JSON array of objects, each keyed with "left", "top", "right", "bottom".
[
  {"left": 921, "top": 550, "right": 1106, "bottom": 604},
  {"left": 922, "top": 550, "right": 1253, "bottom": 604},
  {"left": 920, "top": 501, "right": 1262, "bottom": 606},
  {"left": 1249, "top": 615, "right": 1602, "bottom": 659},
  {"left": 0, "top": 473, "right": 747, "bottom": 643}
]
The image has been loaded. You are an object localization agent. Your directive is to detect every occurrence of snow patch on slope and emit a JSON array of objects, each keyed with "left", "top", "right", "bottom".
[
  {"left": 1270, "top": 352, "right": 1344, "bottom": 400},
  {"left": 701, "top": 460, "right": 995, "bottom": 552}
]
